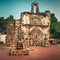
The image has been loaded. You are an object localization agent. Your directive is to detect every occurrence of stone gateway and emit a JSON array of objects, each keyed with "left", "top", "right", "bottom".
[{"left": 6, "top": 2, "right": 50, "bottom": 47}]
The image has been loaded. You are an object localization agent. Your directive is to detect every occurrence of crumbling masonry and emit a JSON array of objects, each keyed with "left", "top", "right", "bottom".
[{"left": 6, "top": 2, "right": 50, "bottom": 47}]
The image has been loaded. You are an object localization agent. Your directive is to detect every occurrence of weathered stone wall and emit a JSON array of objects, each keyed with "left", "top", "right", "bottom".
[
  {"left": 6, "top": 2, "right": 50, "bottom": 47},
  {"left": 21, "top": 2, "right": 50, "bottom": 46},
  {"left": 21, "top": 11, "right": 50, "bottom": 46},
  {"left": 6, "top": 21, "right": 15, "bottom": 47}
]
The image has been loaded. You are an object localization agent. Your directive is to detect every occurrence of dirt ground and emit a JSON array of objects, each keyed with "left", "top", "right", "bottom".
[{"left": 0, "top": 45, "right": 60, "bottom": 60}]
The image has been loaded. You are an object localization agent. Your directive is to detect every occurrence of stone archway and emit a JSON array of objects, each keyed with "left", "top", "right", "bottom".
[{"left": 29, "top": 27, "right": 43, "bottom": 46}]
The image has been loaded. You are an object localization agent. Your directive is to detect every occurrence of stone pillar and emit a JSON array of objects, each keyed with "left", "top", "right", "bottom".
[{"left": 6, "top": 21, "right": 15, "bottom": 47}]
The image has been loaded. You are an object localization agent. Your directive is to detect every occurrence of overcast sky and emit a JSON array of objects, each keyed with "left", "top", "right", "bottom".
[{"left": 0, "top": 0, "right": 60, "bottom": 21}]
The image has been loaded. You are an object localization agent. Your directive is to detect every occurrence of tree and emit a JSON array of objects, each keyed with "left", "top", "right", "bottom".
[
  {"left": 50, "top": 13, "right": 58, "bottom": 34},
  {"left": 50, "top": 13, "right": 60, "bottom": 38},
  {"left": 0, "top": 15, "right": 15, "bottom": 34},
  {"left": 7, "top": 15, "right": 14, "bottom": 21},
  {"left": 53, "top": 22, "right": 60, "bottom": 38},
  {"left": 0, "top": 17, "right": 4, "bottom": 32}
]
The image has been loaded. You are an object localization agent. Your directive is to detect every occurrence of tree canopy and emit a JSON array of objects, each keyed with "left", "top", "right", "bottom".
[
  {"left": 50, "top": 13, "right": 60, "bottom": 38},
  {"left": 0, "top": 15, "right": 15, "bottom": 34}
]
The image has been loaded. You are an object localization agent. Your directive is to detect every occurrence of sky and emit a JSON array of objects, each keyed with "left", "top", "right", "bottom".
[{"left": 0, "top": 0, "right": 60, "bottom": 21}]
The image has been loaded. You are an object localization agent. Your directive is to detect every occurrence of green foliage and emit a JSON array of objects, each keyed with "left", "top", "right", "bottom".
[
  {"left": 0, "top": 17, "right": 4, "bottom": 32},
  {"left": 53, "top": 22, "right": 60, "bottom": 32},
  {"left": 52, "top": 22, "right": 60, "bottom": 38},
  {"left": 50, "top": 13, "right": 58, "bottom": 34},
  {"left": 51, "top": 14, "right": 57, "bottom": 24},
  {"left": 0, "top": 15, "right": 15, "bottom": 34},
  {"left": 50, "top": 14, "right": 60, "bottom": 38}
]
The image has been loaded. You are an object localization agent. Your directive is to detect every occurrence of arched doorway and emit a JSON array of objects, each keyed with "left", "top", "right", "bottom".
[{"left": 29, "top": 27, "right": 44, "bottom": 46}]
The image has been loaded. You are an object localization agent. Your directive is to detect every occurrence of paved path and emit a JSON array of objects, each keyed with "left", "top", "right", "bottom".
[{"left": 0, "top": 45, "right": 60, "bottom": 60}]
